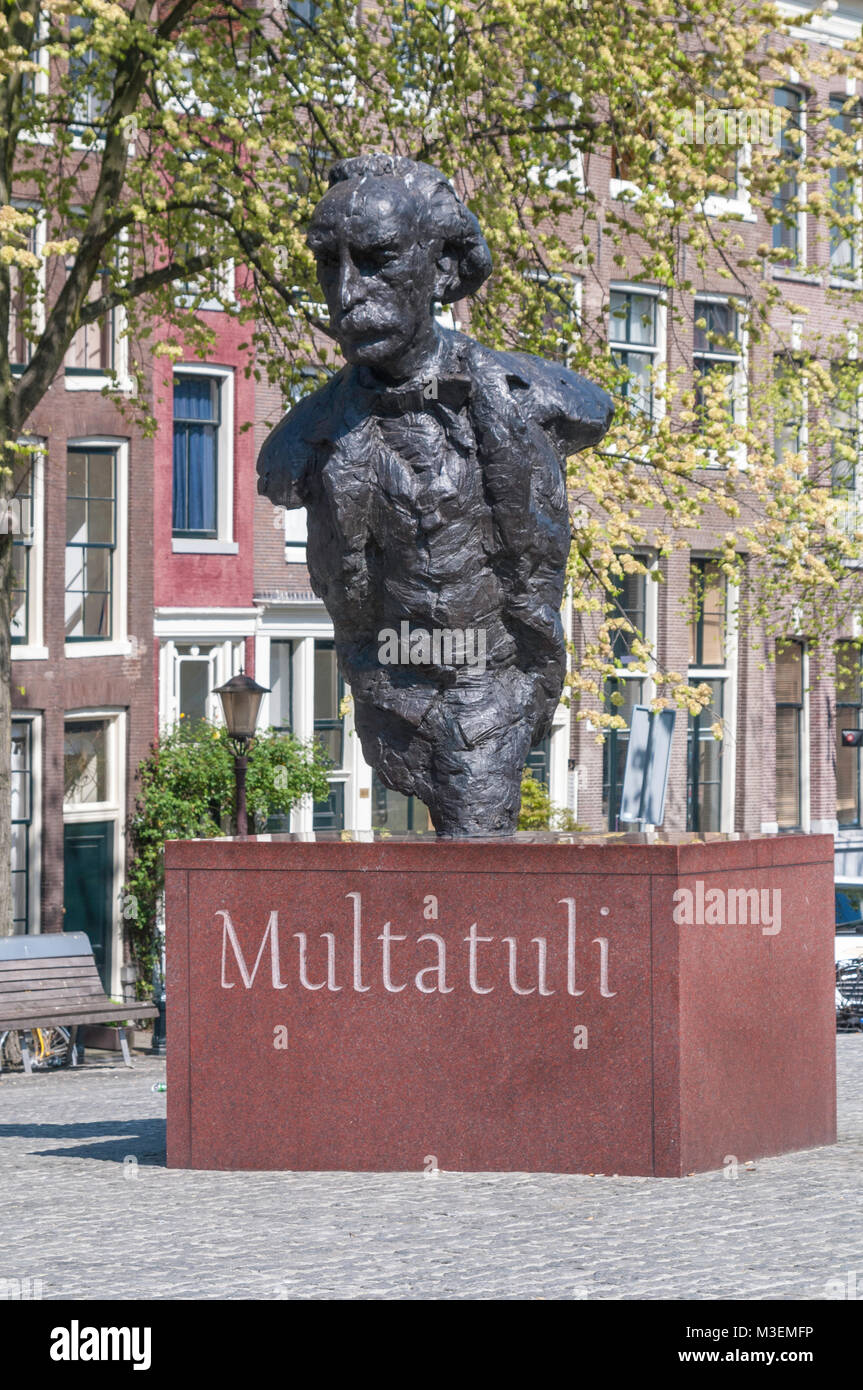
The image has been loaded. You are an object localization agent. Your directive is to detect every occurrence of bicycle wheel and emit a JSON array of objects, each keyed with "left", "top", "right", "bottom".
[{"left": 38, "top": 1026, "right": 72, "bottom": 1067}]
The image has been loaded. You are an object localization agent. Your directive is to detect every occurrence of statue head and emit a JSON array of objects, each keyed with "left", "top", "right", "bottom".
[{"left": 306, "top": 153, "right": 492, "bottom": 378}]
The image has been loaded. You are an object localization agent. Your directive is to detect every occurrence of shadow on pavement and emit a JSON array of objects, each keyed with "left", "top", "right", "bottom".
[{"left": 0, "top": 1117, "right": 166, "bottom": 1165}]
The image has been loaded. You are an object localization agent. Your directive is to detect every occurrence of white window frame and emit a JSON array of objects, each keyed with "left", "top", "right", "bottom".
[
  {"left": 608, "top": 281, "right": 667, "bottom": 426},
  {"left": 771, "top": 82, "right": 808, "bottom": 274},
  {"left": 608, "top": 122, "right": 673, "bottom": 208},
  {"left": 527, "top": 92, "right": 586, "bottom": 194},
  {"left": 171, "top": 157, "right": 236, "bottom": 312},
  {"left": 18, "top": 9, "right": 51, "bottom": 146},
  {"left": 284, "top": 508, "right": 308, "bottom": 563},
  {"left": 9, "top": 201, "right": 46, "bottom": 370},
  {"left": 11, "top": 438, "right": 47, "bottom": 660},
  {"left": 64, "top": 436, "right": 130, "bottom": 658},
  {"left": 522, "top": 269, "right": 583, "bottom": 365},
  {"left": 701, "top": 136, "right": 758, "bottom": 224},
  {"left": 693, "top": 293, "right": 748, "bottom": 467},
  {"left": 828, "top": 83, "right": 863, "bottom": 289},
  {"left": 687, "top": 559, "right": 739, "bottom": 833},
  {"left": 829, "top": 328, "right": 863, "bottom": 538},
  {"left": 597, "top": 553, "right": 659, "bottom": 829},
  {"left": 155, "top": 612, "right": 256, "bottom": 731},
  {"left": 64, "top": 225, "right": 133, "bottom": 393},
  {"left": 769, "top": 637, "right": 810, "bottom": 835},
  {"left": 171, "top": 363, "right": 236, "bottom": 553},
  {"left": 173, "top": 249, "right": 236, "bottom": 313},
  {"left": 11, "top": 713, "right": 42, "bottom": 935},
  {"left": 774, "top": 337, "right": 809, "bottom": 468},
  {"left": 68, "top": 13, "right": 109, "bottom": 152},
  {"left": 62, "top": 709, "right": 124, "bottom": 818},
  {"left": 254, "top": 603, "right": 367, "bottom": 834}
]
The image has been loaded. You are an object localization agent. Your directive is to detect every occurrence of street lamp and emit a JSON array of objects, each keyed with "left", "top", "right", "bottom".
[{"left": 214, "top": 672, "right": 269, "bottom": 837}]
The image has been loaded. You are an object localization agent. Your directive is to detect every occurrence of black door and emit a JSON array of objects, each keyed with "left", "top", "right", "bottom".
[{"left": 63, "top": 820, "right": 114, "bottom": 989}]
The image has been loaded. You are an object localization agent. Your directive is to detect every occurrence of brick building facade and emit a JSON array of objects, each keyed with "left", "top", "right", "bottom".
[{"left": 12, "top": 0, "right": 863, "bottom": 988}]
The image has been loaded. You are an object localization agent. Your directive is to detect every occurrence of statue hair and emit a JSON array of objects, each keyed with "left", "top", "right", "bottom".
[{"left": 321, "top": 152, "right": 492, "bottom": 303}]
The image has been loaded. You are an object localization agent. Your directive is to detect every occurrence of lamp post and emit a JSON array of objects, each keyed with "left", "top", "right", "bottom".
[{"left": 214, "top": 672, "right": 269, "bottom": 837}]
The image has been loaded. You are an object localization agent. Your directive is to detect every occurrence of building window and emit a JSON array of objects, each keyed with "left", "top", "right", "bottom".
[
  {"left": 285, "top": 0, "right": 320, "bottom": 33},
  {"left": 772, "top": 87, "right": 804, "bottom": 264},
  {"left": 774, "top": 356, "right": 806, "bottom": 464},
  {"left": 693, "top": 297, "right": 743, "bottom": 428},
  {"left": 689, "top": 559, "right": 725, "bottom": 668},
  {"left": 174, "top": 645, "right": 217, "bottom": 723},
  {"left": 687, "top": 682, "right": 724, "bottom": 833},
  {"left": 69, "top": 14, "right": 109, "bottom": 136},
  {"left": 8, "top": 211, "right": 41, "bottom": 369},
  {"left": 372, "top": 772, "right": 429, "bottom": 832},
  {"left": 269, "top": 640, "right": 294, "bottom": 731},
  {"left": 602, "top": 565, "right": 647, "bottom": 829},
  {"left": 11, "top": 453, "right": 35, "bottom": 645},
  {"left": 11, "top": 721, "right": 33, "bottom": 933},
  {"left": 830, "top": 96, "right": 859, "bottom": 279},
  {"left": 831, "top": 362, "right": 861, "bottom": 494},
  {"left": 313, "top": 780, "right": 345, "bottom": 832},
  {"left": 523, "top": 270, "right": 581, "bottom": 365},
  {"left": 776, "top": 640, "right": 804, "bottom": 830},
  {"left": 609, "top": 288, "right": 661, "bottom": 419},
  {"left": 63, "top": 718, "right": 109, "bottom": 804},
  {"left": 65, "top": 447, "right": 116, "bottom": 641},
  {"left": 602, "top": 677, "right": 644, "bottom": 830},
  {"left": 687, "top": 559, "right": 727, "bottom": 832},
  {"left": 313, "top": 640, "right": 344, "bottom": 767},
  {"left": 65, "top": 266, "right": 115, "bottom": 375},
  {"left": 836, "top": 641, "right": 862, "bottom": 828},
  {"left": 172, "top": 375, "right": 220, "bottom": 538}
]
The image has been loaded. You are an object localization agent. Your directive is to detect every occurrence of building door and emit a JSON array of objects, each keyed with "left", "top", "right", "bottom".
[{"left": 63, "top": 820, "right": 114, "bottom": 988}]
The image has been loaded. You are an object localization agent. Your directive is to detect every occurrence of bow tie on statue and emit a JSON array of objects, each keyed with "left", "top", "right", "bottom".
[{"left": 356, "top": 368, "right": 472, "bottom": 417}]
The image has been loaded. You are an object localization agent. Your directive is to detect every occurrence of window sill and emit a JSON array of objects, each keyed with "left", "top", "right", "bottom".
[
  {"left": 65, "top": 639, "right": 131, "bottom": 659},
  {"left": 829, "top": 275, "right": 863, "bottom": 291},
  {"left": 172, "top": 539, "right": 239, "bottom": 555},
  {"left": 700, "top": 196, "right": 757, "bottom": 223},
  {"left": 65, "top": 373, "right": 135, "bottom": 394},
  {"left": 609, "top": 178, "right": 642, "bottom": 203},
  {"left": 11, "top": 644, "right": 48, "bottom": 662},
  {"left": 771, "top": 267, "right": 822, "bottom": 286}
]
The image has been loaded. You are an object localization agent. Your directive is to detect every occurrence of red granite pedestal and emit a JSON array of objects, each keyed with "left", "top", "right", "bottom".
[{"left": 165, "top": 832, "right": 836, "bottom": 1175}]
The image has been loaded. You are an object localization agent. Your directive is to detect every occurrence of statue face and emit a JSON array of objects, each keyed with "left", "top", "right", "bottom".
[{"left": 307, "top": 177, "right": 440, "bottom": 374}]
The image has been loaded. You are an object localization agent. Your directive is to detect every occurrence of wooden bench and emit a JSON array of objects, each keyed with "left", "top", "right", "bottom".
[{"left": 0, "top": 932, "right": 159, "bottom": 1073}]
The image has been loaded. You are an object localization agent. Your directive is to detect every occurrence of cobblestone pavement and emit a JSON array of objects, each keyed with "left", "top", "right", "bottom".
[{"left": 0, "top": 1039, "right": 861, "bottom": 1301}]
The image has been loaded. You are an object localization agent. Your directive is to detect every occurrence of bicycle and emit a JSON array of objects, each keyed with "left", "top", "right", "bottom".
[
  {"left": 0, "top": 1025, "right": 72, "bottom": 1070},
  {"left": 836, "top": 956, "right": 863, "bottom": 1032}
]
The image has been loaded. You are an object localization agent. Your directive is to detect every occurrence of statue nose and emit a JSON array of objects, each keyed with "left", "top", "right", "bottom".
[{"left": 338, "top": 256, "right": 364, "bottom": 311}]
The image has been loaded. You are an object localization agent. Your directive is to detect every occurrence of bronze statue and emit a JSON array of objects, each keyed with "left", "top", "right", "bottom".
[{"left": 257, "top": 153, "right": 613, "bottom": 837}]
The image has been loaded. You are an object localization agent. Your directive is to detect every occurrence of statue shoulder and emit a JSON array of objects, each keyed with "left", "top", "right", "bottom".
[
  {"left": 256, "top": 370, "right": 347, "bottom": 505},
  {"left": 463, "top": 338, "right": 614, "bottom": 454}
]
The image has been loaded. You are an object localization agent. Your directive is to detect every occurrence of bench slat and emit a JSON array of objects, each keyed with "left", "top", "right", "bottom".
[
  {"left": 0, "top": 959, "right": 103, "bottom": 977},
  {"left": 0, "top": 967, "right": 103, "bottom": 989},
  {"left": 0, "top": 989, "right": 106, "bottom": 1000},
  {"left": 0, "top": 1002, "right": 159, "bottom": 1028}
]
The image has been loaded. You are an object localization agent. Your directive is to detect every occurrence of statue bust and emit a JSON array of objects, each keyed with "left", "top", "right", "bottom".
[{"left": 257, "top": 153, "right": 614, "bottom": 837}]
